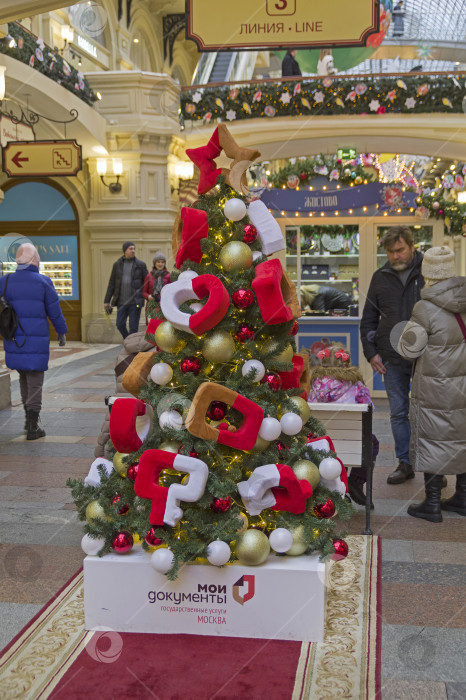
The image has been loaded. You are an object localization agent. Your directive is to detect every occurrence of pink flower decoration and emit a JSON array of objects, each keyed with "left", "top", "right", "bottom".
[
  {"left": 253, "top": 91, "right": 262, "bottom": 102},
  {"left": 341, "top": 353, "right": 350, "bottom": 362},
  {"left": 322, "top": 77, "right": 333, "bottom": 88},
  {"left": 229, "top": 88, "right": 239, "bottom": 100},
  {"left": 416, "top": 83, "right": 430, "bottom": 96},
  {"left": 377, "top": 106, "right": 386, "bottom": 114}
]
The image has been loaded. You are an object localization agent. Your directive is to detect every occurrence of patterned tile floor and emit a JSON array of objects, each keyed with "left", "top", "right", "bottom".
[{"left": 0, "top": 344, "right": 465, "bottom": 699}]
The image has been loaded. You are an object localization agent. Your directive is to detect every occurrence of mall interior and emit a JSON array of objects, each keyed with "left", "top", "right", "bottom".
[{"left": 1, "top": 1, "right": 466, "bottom": 699}]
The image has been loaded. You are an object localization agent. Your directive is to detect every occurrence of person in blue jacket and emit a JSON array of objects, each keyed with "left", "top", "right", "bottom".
[{"left": 0, "top": 243, "right": 67, "bottom": 439}]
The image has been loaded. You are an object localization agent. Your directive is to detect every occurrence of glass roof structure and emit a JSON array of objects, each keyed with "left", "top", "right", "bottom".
[{"left": 398, "top": 0, "right": 466, "bottom": 41}]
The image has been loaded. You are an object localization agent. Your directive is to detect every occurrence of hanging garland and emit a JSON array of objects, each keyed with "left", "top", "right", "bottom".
[
  {"left": 0, "top": 22, "right": 98, "bottom": 107},
  {"left": 267, "top": 154, "right": 375, "bottom": 189},
  {"left": 181, "top": 73, "right": 466, "bottom": 124},
  {"left": 414, "top": 193, "right": 466, "bottom": 236}
]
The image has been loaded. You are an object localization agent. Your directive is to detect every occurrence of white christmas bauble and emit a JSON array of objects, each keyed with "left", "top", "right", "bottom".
[
  {"left": 252, "top": 251, "right": 263, "bottom": 262},
  {"left": 319, "top": 457, "right": 342, "bottom": 480},
  {"left": 178, "top": 270, "right": 198, "bottom": 280},
  {"left": 280, "top": 412, "right": 303, "bottom": 436},
  {"left": 159, "top": 410, "right": 183, "bottom": 430},
  {"left": 207, "top": 540, "right": 231, "bottom": 566},
  {"left": 190, "top": 302, "right": 204, "bottom": 313},
  {"left": 224, "top": 198, "right": 247, "bottom": 221},
  {"left": 151, "top": 548, "right": 175, "bottom": 573},
  {"left": 150, "top": 362, "right": 173, "bottom": 386},
  {"left": 242, "top": 359, "right": 265, "bottom": 382},
  {"left": 259, "top": 417, "right": 282, "bottom": 441},
  {"left": 269, "top": 528, "right": 293, "bottom": 554},
  {"left": 81, "top": 534, "right": 106, "bottom": 556}
]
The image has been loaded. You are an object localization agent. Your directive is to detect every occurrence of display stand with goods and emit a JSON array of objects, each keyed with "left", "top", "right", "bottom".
[{"left": 68, "top": 125, "right": 354, "bottom": 640}]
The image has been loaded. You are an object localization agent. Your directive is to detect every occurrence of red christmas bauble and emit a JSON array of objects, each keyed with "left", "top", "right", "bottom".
[
  {"left": 126, "top": 463, "right": 139, "bottom": 482},
  {"left": 232, "top": 288, "right": 254, "bottom": 309},
  {"left": 235, "top": 323, "right": 256, "bottom": 343},
  {"left": 181, "top": 356, "right": 202, "bottom": 375},
  {"left": 189, "top": 449, "right": 199, "bottom": 458},
  {"left": 145, "top": 527, "right": 163, "bottom": 547},
  {"left": 111, "top": 494, "right": 129, "bottom": 515},
  {"left": 299, "top": 172, "right": 308, "bottom": 180},
  {"left": 289, "top": 320, "right": 299, "bottom": 336},
  {"left": 243, "top": 224, "right": 258, "bottom": 243},
  {"left": 261, "top": 371, "right": 282, "bottom": 391},
  {"left": 276, "top": 441, "right": 289, "bottom": 451},
  {"left": 112, "top": 530, "right": 133, "bottom": 554},
  {"left": 313, "top": 498, "right": 336, "bottom": 519},
  {"left": 207, "top": 401, "right": 228, "bottom": 421},
  {"left": 307, "top": 431, "right": 316, "bottom": 441},
  {"left": 211, "top": 496, "right": 232, "bottom": 513},
  {"left": 438, "top": 209, "right": 444, "bottom": 215},
  {"left": 332, "top": 538, "right": 349, "bottom": 560}
]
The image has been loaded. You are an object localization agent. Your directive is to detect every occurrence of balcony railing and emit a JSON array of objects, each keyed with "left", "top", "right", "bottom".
[
  {"left": 181, "top": 72, "right": 466, "bottom": 124},
  {"left": 0, "top": 22, "right": 97, "bottom": 107}
]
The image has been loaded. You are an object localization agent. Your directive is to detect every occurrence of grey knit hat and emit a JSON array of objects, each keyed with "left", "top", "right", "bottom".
[
  {"left": 153, "top": 251, "right": 166, "bottom": 264},
  {"left": 422, "top": 246, "right": 455, "bottom": 280}
]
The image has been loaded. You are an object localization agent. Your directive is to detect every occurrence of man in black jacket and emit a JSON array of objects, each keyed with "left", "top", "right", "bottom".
[
  {"left": 360, "top": 226, "right": 424, "bottom": 484},
  {"left": 282, "top": 49, "right": 302, "bottom": 77},
  {"left": 301, "top": 284, "right": 351, "bottom": 313},
  {"left": 104, "top": 242, "right": 148, "bottom": 340}
]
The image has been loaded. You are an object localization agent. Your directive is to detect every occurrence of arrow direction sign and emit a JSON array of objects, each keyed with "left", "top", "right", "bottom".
[{"left": 2, "top": 139, "right": 82, "bottom": 177}]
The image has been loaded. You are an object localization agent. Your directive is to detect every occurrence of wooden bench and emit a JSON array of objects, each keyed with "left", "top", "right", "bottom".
[{"left": 308, "top": 402, "right": 374, "bottom": 535}]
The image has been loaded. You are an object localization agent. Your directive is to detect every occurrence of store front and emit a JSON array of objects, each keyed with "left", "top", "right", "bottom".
[
  {"left": 262, "top": 181, "right": 445, "bottom": 394},
  {"left": 0, "top": 179, "right": 81, "bottom": 339}
]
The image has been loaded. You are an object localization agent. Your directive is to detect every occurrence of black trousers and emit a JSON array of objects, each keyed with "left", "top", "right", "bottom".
[{"left": 18, "top": 370, "right": 44, "bottom": 412}]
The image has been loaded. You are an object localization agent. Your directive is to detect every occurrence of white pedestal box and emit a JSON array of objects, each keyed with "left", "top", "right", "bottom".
[{"left": 84, "top": 546, "right": 328, "bottom": 642}]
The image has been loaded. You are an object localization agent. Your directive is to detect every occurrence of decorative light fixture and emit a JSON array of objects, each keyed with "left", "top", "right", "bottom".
[
  {"left": 97, "top": 158, "right": 123, "bottom": 193},
  {"left": 172, "top": 160, "right": 194, "bottom": 195},
  {"left": 60, "top": 24, "right": 74, "bottom": 55}
]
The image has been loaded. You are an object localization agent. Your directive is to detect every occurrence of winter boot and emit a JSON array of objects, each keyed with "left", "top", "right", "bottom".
[
  {"left": 24, "top": 408, "right": 29, "bottom": 432},
  {"left": 387, "top": 461, "right": 414, "bottom": 484},
  {"left": 26, "top": 411, "right": 46, "bottom": 440},
  {"left": 407, "top": 473, "right": 443, "bottom": 522},
  {"left": 441, "top": 473, "right": 466, "bottom": 516},
  {"left": 347, "top": 471, "right": 374, "bottom": 509}
]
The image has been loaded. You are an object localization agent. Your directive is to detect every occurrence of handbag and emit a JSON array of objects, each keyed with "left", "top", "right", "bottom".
[
  {"left": 455, "top": 312, "right": 466, "bottom": 341},
  {"left": 0, "top": 274, "right": 26, "bottom": 348}
]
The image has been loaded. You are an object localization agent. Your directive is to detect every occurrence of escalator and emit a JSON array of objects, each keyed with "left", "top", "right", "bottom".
[{"left": 192, "top": 51, "right": 238, "bottom": 84}]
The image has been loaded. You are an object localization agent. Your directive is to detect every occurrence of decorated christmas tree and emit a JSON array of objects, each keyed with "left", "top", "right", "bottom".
[{"left": 68, "top": 125, "right": 353, "bottom": 579}]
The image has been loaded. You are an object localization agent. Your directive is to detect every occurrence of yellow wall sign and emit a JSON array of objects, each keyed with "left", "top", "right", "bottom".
[
  {"left": 186, "top": 0, "right": 379, "bottom": 51},
  {"left": 2, "top": 140, "right": 82, "bottom": 178}
]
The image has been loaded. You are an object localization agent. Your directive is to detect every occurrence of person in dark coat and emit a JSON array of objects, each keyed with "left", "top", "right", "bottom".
[
  {"left": 282, "top": 49, "right": 302, "bottom": 77},
  {"left": 142, "top": 251, "right": 171, "bottom": 321},
  {"left": 360, "top": 226, "right": 426, "bottom": 486},
  {"left": 397, "top": 247, "right": 466, "bottom": 522},
  {"left": 0, "top": 243, "right": 67, "bottom": 439},
  {"left": 104, "top": 242, "right": 148, "bottom": 340},
  {"left": 301, "top": 284, "right": 351, "bottom": 313},
  {"left": 392, "top": 1, "right": 405, "bottom": 38}
]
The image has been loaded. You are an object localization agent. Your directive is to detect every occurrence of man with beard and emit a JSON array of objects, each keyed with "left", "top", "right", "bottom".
[{"left": 360, "top": 227, "right": 424, "bottom": 485}]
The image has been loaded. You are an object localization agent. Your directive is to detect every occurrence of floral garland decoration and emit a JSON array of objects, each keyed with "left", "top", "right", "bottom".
[
  {"left": 267, "top": 154, "right": 375, "bottom": 188},
  {"left": 0, "top": 22, "right": 98, "bottom": 107},
  {"left": 181, "top": 73, "right": 464, "bottom": 124},
  {"left": 414, "top": 192, "right": 466, "bottom": 236}
]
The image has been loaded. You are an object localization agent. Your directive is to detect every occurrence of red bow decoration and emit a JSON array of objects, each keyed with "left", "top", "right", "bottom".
[{"left": 252, "top": 259, "right": 294, "bottom": 325}]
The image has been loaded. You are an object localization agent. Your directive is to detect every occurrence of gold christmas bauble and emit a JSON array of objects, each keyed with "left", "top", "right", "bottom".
[
  {"left": 155, "top": 321, "right": 187, "bottom": 353},
  {"left": 113, "top": 452, "right": 130, "bottom": 476},
  {"left": 202, "top": 331, "right": 236, "bottom": 362},
  {"left": 158, "top": 440, "right": 181, "bottom": 453},
  {"left": 278, "top": 396, "right": 311, "bottom": 423},
  {"left": 262, "top": 340, "right": 294, "bottom": 367},
  {"left": 236, "top": 512, "right": 249, "bottom": 532},
  {"left": 85, "top": 500, "right": 110, "bottom": 523},
  {"left": 285, "top": 525, "right": 308, "bottom": 556},
  {"left": 292, "top": 460, "right": 320, "bottom": 489},
  {"left": 235, "top": 529, "right": 270, "bottom": 565},
  {"left": 219, "top": 241, "right": 253, "bottom": 272},
  {"left": 250, "top": 434, "right": 270, "bottom": 452}
]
